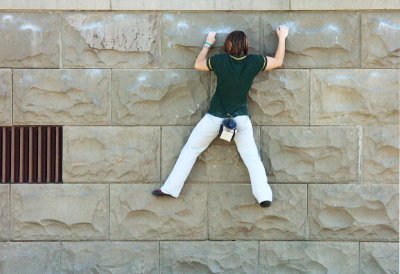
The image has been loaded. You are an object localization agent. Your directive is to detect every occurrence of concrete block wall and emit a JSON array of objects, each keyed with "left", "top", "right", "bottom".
[{"left": 0, "top": 1, "right": 399, "bottom": 273}]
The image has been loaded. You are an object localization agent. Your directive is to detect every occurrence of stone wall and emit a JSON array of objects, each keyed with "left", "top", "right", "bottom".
[{"left": 0, "top": 1, "right": 399, "bottom": 273}]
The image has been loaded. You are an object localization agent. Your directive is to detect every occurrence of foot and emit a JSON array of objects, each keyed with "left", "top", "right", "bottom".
[
  {"left": 259, "top": 200, "right": 272, "bottom": 208},
  {"left": 152, "top": 188, "right": 173, "bottom": 197}
]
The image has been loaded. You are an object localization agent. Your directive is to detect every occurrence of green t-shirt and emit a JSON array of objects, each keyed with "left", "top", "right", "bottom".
[{"left": 206, "top": 53, "right": 267, "bottom": 118}]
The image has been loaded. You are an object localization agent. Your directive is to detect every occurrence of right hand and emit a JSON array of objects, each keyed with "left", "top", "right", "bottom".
[
  {"left": 276, "top": 25, "right": 289, "bottom": 39},
  {"left": 206, "top": 32, "right": 217, "bottom": 45}
]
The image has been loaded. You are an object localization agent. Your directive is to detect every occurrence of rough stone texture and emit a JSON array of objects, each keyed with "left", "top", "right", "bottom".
[
  {"left": 112, "top": 69, "right": 210, "bottom": 125},
  {"left": 362, "top": 12, "right": 400, "bottom": 68},
  {"left": 309, "top": 184, "right": 399, "bottom": 241},
  {"left": 209, "top": 184, "right": 307, "bottom": 240},
  {"left": 162, "top": 125, "right": 261, "bottom": 183},
  {"left": 0, "top": 242, "right": 61, "bottom": 274},
  {"left": 13, "top": 69, "right": 111, "bottom": 125},
  {"left": 0, "top": 0, "right": 109, "bottom": 9},
  {"left": 261, "top": 12, "right": 360, "bottom": 68},
  {"left": 10, "top": 184, "right": 109, "bottom": 240},
  {"left": 311, "top": 69, "right": 399, "bottom": 125},
  {"left": 63, "top": 126, "right": 160, "bottom": 183},
  {"left": 261, "top": 126, "right": 359, "bottom": 183},
  {"left": 110, "top": 184, "right": 207, "bottom": 240},
  {"left": 291, "top": 0, "right": 400, "bottom": 10},
  {"left": 360, "top": 242, "right": 399, "bottom": 274},
  {"left": 248, "top": 69, "right": 309, "bottom": 125},
  {"left": 259, "top": 241, "right": 359, "bottom": 274},
  {"left": 61, "top": 242, "right": 159, "bottom": 274},
  {"left": 362, "top": 127, "right": 399, "bottom": 184},
  {"left": 0, "top": 185, "right": 9, "bottom": 241},
  {"left": 0, "top": 12, "right": 60, "bottom": 68},
  {"left": 62, "top": 12, "right": 160, "bottom": 68},
  {"left": 160, "top": 241, "right": 258, "bottom": 273},
  {"left": 0, "top": 69, "right": 11, "bottom": 126},
  {"left": 161, "top": 12, "right": 260, "bottom": 68}
]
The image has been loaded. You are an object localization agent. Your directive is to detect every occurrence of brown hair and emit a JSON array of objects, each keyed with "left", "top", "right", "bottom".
[{"left": 224, "top": 30, "right": 248, "bottom": 57}]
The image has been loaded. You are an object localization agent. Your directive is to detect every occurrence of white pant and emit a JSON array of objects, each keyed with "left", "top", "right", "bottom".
[{"left": 160, "top": 113, "right": 273, "bottom": 203}]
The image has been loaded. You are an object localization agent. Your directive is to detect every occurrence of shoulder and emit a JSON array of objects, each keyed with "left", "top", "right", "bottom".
[
  {"left": 207, "top": 53, "right": 227, "bottom": 71},
  {"left": 249, "top": 54, "right": 267, "bottom": 72}
]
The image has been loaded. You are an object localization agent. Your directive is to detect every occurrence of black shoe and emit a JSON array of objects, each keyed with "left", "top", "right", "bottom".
[
  {"left": 152, "top": 188, "right": 173, "bottom": 197},
  {"left": 259, "top": 200, "right": 272, "bottom": 208}
]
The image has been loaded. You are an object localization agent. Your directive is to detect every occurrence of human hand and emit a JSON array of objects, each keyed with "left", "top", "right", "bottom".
[
  {"left": 206, "top": 32, "right": 217, "bottom": 45},
  {"left": 276, "top": 25, "right": 289, "bottom": 39}
]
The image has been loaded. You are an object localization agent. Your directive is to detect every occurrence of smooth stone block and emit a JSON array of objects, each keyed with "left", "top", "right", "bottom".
[
  {"left": 61, "top": 242, "right": 159, "bottom": 274},
  {"left": 214, "top": 0, "right": 289, "bottom": 10},
  {"left": 0, "top": 69, "right": 12, "bottom": 126},
  {"left": 62, "top": 12, "right": 160, "bottom": 68},
  {"left": 311, "top": 69, "right": 399, "bottom": 125},
  {"left": 0, "top": 12, "right": 59, "bottom": 68},
  {"left": 261, "top": 126, "right": 359, "bottom": 182},
  {"left": 10, "top": 184, "right": 109, "bottom": 240},
  {"left": 0, "top": 185, "right": 9, "bottom": 240},
  {"left": 362, "top": 127, "right": 399, "bottom": 184},
  {"left": 360, "top": 242, "right": 399, "bottom": 274},
  {"left": 209, "top": 184, "right": 307, "bottom": 240},
  {"left": 63, "top": 126, "right": 160, "bottom": 183},
  {"left": 160, "top": 241, "right": 258, "bottom": 273},
  {"left": 110, "top": 184, "right": 207, "bottom": 240},
  {"left": 362, "top": 12, "right": 400, "bottom": 68},
  {"left": 261, "top": 12, "right": 360, "bottom": 68},
  {"left": 309, "top": 184, "right": 399, "bottom": 241},
  {"left": 260, "top": 241, "right": 359, "bottom": 274},
  {"left": 0, "top": 0, "right": 109, "bottom": 9},
  {"left": 13, "top": 69, "right": 111, "bottom": 125},
  {"left": 112, "top": 69, "right": 210, "bottom": 125},
  {"left": 112, "top": 0, "right": 215, "bottom": 10},
  {"left": 291, "top": 0, "right": 400, "bottom": 10}
]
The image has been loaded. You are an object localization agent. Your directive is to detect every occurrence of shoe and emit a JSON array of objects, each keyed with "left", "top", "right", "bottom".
[
  {"left": 152, "top": 188, "right": 173, "bottom": 197},
  {"left": 259, "top": 200, "right": 272, "bottom": 208}
]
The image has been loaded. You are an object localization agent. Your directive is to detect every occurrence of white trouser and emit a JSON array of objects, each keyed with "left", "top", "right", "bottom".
[{"left": 160, "top": 113, "right": 273, "bottom": 203}]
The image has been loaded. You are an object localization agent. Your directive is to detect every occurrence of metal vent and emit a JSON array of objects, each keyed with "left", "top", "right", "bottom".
[{"left": 0, "top": 126, "right": 62, "bottom": 183}]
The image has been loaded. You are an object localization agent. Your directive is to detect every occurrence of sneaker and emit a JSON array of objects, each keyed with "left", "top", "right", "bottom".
[
  {"left": 259, "top": 200, "right": 272, "bottom": 208},
  {"left": 152, "top": 188, "right": 173, "bottom": 197}
]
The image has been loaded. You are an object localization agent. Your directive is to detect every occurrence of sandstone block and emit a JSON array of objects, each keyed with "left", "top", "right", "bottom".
[
  {"left": 0, "top": 69, "right": 11, "bottom": 126},
  {"left": 261, "top": 12, "right": 360, "bottom": 68},
  {"left": 0, "top": 185, "right": 9, "bottom": 240},
  {"left": 291, "top": 0, "right": 400, "bottom": 10},
  {"left": 311, "top": 69, "right": 399, "bottom": 125},
  {"left": 160, "top": 241, "right": 258, "bottom": 273},
  {"left": 309, "top": 184, "right": 399, "bottom": 241},
  {"left": 161, "top": 12, "right": 260, "bottom": 68},
  {"left": 62, "top": 12, "right": 160, "bottom": 68},
  {"left": 63, "top": 126, "right": 160, "bottom": 183},
  {"left": 13, "top": 69, "right": 111, "bottom": 125},
  {"left": 362, "top": 127, "right": 399, "bottom": 184},
  {"left": 261, "top": 126, "right": 359, "bottom": 182},
  {"left": 362, "top": 12, "right": 400, "bottom": 68},
  {"left": 112, "top": 69, "right": 210, "bottom": 125},
  {"left": 248, "top": 69, "right": 309, "bottom": 125},
  {"left": 112, "top": 0, "right": 215, "bottom": 10},
  {"left": 260, "top": 241, "right": 359, "bottom": 273},
  {"left": 214, "top": 0, "right": 289, "bottom": 10},
  {"left": 360, "top": 242, "right": 399, "bottom": 274},
  {"left": 110, "top": 184, "right": 207, "bottom": 240},
  {"left": 0, "top": 12, "right": 59, "bottom": 67},
  {"left": 162, "top": 125, "right": 261, "bottom": 183},
  {"left": 209, "top": 184, "right": 307, "bottom": 240},
  {"left": 0, "top": 0, "right": 109, "bottom": 9},
  {"left": 10, "top": 184, "right": 109, "bottom": 240},
  {"left": 61, "top": 242, "right": 159, "bottom": 274},
  {"left": 0, "top": 242, "right": 61, "bottom": 274}
]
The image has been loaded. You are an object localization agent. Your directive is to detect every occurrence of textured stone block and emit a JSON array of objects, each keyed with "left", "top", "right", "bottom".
[
  {"left": 110, "top": 184, "right": 207, "bottom": 240},
  {"left": 112, "top": 69, "right": 210, "bottom": 125},
  {"left": 291, "top": 0, "right": 400, "bottom": 10},
  {"left": 261, "top": 12, "right": 360, "bottom": 68},
  {"left": 10, "top": 184, "right": 109, "bottom": 240},
  {"left": 362, "top": 127, "right": 399, "bottom": 184},
  {"left": 209, "top": 184, "right": 307, "bottom": 240},
  {"left": 362, "top": 12, "right": 400, "bottom": 68},
  {"left": 161, "top": 12, "right": 260, "bottom": 68},
  {"left": 61, "top": 242, "right": 159, "bottom": 274},
  {"left": 360, "top": 242, "right": 399, "bottom": 274},
  {"left": 260, "top": 241, "right": 359, "bottom": 273},
  {"left": 261, "top": 126, "right": 359, "bottom": 182},
  {"left": 0, "top": 0, "right": 109, "bottom": 9},
  {"left": 160, "top": 241, "right": 258, "bottom": 273},
  {"left": 0, "top": 242, "right": 61, "bottom": 274},
  {"left": 311, "top": 69, "right": 399, "bottom": 125},
  {"left": 0, "top": 12, "right": 59, "bottom": 68},
  {"left": 248, "top": 69, "right": 309, "bottom": 125},
  {"left": 62, "top": 12, "right": 160, "bottom": 68},
  {"left": 0, "top": 69, "right": 11, "bottom": 126},
  {"left": 0, "top": 185, "right": 9, "bottom": 241},
  {"left": 63, "top": 126, "right": 160, "bottom": 183},
  {"left": 309, "top": 184, "right": 399, "bottom": 241},
  {"left": 13, "top": 69, "right": 111, "bottom": 125},
  {"left": 162, "top": 125, "right": 261, "bottom": 183}
]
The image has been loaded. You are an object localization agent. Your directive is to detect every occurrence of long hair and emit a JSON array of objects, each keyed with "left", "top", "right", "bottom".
[{"left": 224, "top": 30, "right": 248, "bottom": 57}]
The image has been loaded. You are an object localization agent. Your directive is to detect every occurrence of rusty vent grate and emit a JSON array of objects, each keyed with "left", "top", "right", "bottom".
[{"left": 1, "top": 126, "right": 62, "bottom": 183}]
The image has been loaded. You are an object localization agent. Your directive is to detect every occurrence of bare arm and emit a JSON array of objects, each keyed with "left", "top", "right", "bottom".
[
  {"left": 266, "top": 25, "right": 289, "bottom": 70},
  {"left": 194, "top": 32, "right": 216, "bottom": 71}
]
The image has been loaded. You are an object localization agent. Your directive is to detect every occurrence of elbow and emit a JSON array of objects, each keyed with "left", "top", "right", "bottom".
[{"left": 194, "top": 61, "right": 199, "bottom": 69}]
